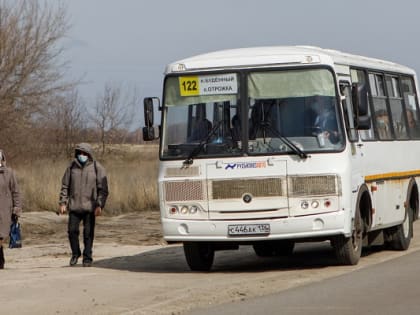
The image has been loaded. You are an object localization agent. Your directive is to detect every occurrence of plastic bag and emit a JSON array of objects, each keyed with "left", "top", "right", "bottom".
[{"left": 9, "top": 218, "right": 22, "bottom": 249}]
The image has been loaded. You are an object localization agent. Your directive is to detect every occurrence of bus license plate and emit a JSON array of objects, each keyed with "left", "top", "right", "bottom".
[{"left": 228, "top": 224, "right": 270, "bottom": 236}]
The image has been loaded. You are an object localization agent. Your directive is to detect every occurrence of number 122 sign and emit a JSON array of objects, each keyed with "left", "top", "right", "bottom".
[{"left": 179, "top": 74, "right": 237, "bottom": 97}]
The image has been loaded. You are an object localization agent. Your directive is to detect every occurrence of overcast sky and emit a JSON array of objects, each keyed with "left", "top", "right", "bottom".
[{"left": 62, "top": 0, "right": 420, "bottom": 124}]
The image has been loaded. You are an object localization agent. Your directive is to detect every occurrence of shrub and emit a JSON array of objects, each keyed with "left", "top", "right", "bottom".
[{"left": 16, "top": 144, "right": 159, "bottom": 215}]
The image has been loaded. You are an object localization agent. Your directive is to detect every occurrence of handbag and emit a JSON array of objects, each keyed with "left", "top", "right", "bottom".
[{"left": 9, "top": 216, "right": 22, "bottom": 249}]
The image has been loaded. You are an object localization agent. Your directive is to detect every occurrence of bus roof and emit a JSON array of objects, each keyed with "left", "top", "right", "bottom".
[{"left": 165, "top": 46, "right": 415, "bottom": 75}]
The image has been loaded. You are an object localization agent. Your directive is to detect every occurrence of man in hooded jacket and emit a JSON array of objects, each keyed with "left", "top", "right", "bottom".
[
  {"left": 0, "top": 149, "right": 22, "bottom": 269},
  {"left": 59, "top": 143, "right": 109, "bottom": 267}
]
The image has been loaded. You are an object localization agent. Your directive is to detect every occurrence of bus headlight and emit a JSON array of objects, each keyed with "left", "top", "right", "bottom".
[
  {"left": 299, "top": 198, "right": 334, "bottom": 211},
  {"left": 167, "top": 204, "right": 204, "bottom": 216},
  {"left": 311, "top": 200, "right": 320, "bottom": 208},
  {"left": 190, "top": 205, "right": 198, "bottom": 214}
]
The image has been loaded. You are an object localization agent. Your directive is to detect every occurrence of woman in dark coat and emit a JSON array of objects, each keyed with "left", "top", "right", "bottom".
[{"left": 0, "top": 149, "right": 22, "bottom": 269}]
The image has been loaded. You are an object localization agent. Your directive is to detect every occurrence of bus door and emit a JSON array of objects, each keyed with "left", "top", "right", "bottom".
[
  {"left": 206, "top": 159, "right": 289, "bottom": 220},
  {"left": 340, "top": 79, "right": 366, "bottom": 194}
]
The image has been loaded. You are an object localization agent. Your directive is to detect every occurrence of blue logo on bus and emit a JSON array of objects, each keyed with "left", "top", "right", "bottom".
[{"left": 224, "top": 162, "right": 267, "bottom": 170}]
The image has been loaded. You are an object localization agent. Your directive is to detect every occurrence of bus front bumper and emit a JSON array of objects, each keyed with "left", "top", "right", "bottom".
[{"left": 161, "top": 210, "right": 349, "bottom": 242}]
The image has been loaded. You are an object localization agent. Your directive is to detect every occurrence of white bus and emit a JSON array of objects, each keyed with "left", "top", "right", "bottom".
[{"left": 143, "top": 46, "right": 420, "bottom": 271}]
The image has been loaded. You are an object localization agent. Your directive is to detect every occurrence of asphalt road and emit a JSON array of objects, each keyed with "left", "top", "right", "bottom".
[{"left": 188, "top": 242, "right": 420, "bottom": 315}]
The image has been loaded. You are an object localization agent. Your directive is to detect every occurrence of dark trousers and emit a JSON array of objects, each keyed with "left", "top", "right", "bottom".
[
  {"left": 0, "top": 245, "right": 4, "bottom": 269},
  {"left": 68, "top": 211, "right": 96, "bottom": 262}
]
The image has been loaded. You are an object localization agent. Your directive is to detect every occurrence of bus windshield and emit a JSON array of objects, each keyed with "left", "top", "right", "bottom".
[{"left": 161, "top": 68, "right": 344, "bottom": 159}]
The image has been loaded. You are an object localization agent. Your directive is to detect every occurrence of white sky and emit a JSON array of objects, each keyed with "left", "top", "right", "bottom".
[{"left": 61, "top": 0, "right": 420, "bottom": 125}]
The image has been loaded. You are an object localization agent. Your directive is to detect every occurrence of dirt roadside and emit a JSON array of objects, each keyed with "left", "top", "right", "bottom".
[
  {"left": 1, "top": 212, "right": 420, "bottom": 315},
  {"left": 21, "top": 210, "right": 164, "bottom": 247}
]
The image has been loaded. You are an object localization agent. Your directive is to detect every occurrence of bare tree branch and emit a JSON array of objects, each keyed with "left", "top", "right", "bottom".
[
  {"left": 0, "top": 0, "right": 75, "bottom": 157},
  {"left": 90, "top": 82, "right": 138, "bottom": 154}
]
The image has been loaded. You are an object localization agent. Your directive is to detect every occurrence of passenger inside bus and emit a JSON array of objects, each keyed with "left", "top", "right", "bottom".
[
  {"left": 375, "top": 109, "right": 392, "bottom": 139},
  {"left": 231, "top": 114, "right": 241, "bottom": 141},
  {"left": 406, "top": 109, "right": 420, "bottom": 137},
  {"left": 188, "top": 117, "right": 212, "bottom": 142},
  {"left": 311, "top": 95, "right": 339, "bottom": 144}
]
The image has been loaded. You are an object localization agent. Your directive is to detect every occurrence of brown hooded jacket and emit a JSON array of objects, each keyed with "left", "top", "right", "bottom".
[{"left": 0, "top": 150, "right": 22, "bottom": 239}]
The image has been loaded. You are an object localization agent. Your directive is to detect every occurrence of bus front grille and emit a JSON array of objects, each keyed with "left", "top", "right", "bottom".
[
  {"left": 288, "top": 175, "right": 341, "bottom": 197},
  {"left": 164, "top": 180, "right": 206, "bottom": 202},
  {"left": 163, "top": 175, "right": 340, "bottom": 203},
  {"left": 211, "top": 178, "right": 284, "bottom": 199}
]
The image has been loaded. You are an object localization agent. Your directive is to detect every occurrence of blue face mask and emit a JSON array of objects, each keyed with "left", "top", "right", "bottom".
[{"left": 77, "top": 154, "right": 88, "bottom": 164}]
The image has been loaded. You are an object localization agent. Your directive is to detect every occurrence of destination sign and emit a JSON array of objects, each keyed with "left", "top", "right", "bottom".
[{"left": 179, "top": 74, "right": 238, "bottom": 96}]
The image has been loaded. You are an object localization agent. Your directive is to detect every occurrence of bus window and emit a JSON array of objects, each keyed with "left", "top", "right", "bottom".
[
  {"left": 162, "top": 74, "right": 242, "bottom": 158},
  {"left": 386, "top": 76, "right": 408, "bottom": 139},
  {"left": 386, "top": 76, "right": 400, "bottom": 97},
  {"left": 187, "top": 103, "right": 211, "bottom": 142},
  {"left": 247, "top": 69, "right": 343, "bottom": 153},
  {"left": 401, "top": 76, "right": 420, "bottom": 139},
  {"left": 369, "top": 73, "right": 393, "bottom": 140},
  {"left": 369, "top": 73, "right": 385, "bottom": 97}
]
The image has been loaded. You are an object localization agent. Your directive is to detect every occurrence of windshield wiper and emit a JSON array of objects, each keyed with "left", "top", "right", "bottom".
[
  {"left": 276, "top": 132, "right": 309, "bottom": 159},
  {"left": 183, "top": 121, "right": 223, "bottom": 166},
  {"left": 258, "top": 122, "right": 309, "bottom": 159}
]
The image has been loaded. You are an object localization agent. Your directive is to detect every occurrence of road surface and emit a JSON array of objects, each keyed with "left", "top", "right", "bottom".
[
  {"left": 0, "top": 212, "right": 419, "bottom": 314},
  {"left": 187, "top": 245, "right": 420, "bottom": 315}
]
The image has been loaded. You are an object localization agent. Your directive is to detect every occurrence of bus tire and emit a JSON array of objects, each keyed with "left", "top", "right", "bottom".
[
  {"left": 253, "top": 240, "right": 295, "bottom": 257},
  {"left": 385, "top": 207, "right": 413, "bottom": 250},
  {"left": 332, "top": 205, "right": 363, "bottom": 265},
  {"left": 183, "top": 242, "right": 214, "bottom": 271}
]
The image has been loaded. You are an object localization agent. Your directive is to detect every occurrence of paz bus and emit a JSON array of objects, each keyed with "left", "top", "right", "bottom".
[{"left": 142, "top": 46, "right": 420, "bottom": 271}]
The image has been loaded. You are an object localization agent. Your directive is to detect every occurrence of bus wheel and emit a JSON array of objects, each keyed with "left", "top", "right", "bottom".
[
  {"left": 253, "top": 241, "right": 295, "bottom": 257},
  {"left": 332, "top": 207, "right": 363, "bottom": 265},
  {"left": 183, "top": 242, "right": 214, "bottom": 271},
  {"left": 385, "top": 207, "right": 413, "bottom": 250}
]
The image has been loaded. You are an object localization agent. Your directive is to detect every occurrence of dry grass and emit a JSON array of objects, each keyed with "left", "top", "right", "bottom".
[{"left": 16, "top": 144, "right": 159, "bottom": 215}]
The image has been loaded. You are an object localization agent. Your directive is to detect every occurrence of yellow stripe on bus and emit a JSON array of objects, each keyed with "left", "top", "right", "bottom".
[{"left": 365, "top": 170, "right": 420, "bottom": 182}]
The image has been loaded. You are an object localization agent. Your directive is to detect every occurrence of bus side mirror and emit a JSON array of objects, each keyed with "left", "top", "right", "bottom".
[
  {"left": 351, "top": 83, "right": 371, "bottom": 130},
  {"left": 142, "top": 126, "right": 155, "bottom": 141},
  {"left": 144, "top": 97, "right": 155, "bottom": 127},
  {"left": 352, "top": 83, "right": 369, "bottom": 116},
  {"left": 356, "top": 115, "right": 371, "bottom": 130},
  {"left": 143, "top": 97, "right": 161, "bottom": 141}
]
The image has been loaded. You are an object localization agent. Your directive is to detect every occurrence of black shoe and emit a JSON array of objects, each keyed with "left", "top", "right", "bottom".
[
  {"left": 69, "top": 255, "right": 80, "bottom": 266},
  {"left": 82, "top": 260, "right": 92, "bottom": 267}
]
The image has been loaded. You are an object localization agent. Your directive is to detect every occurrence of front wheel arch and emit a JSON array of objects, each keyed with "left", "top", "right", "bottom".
[
  {"left": 332, "top": 185, "right": 370, "bottom": 265},
  {"left": 358, "top": 185, "right": 373, "bottom": 233}
]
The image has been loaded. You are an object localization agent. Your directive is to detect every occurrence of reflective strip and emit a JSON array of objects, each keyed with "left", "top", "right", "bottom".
[{"left": 365, "top": 170, "right": 420, "bottom": 182}]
